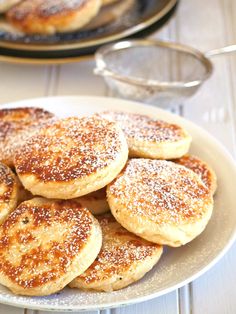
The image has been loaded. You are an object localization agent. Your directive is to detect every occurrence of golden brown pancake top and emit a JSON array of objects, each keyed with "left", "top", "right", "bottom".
[
  {"left": 78, "top": 214, "right": 160, "bottom": 284},
  {"left": 174, "top": 155, "right": 215, "bottom": 192},
  {"left": 0, "top": 199, "right": 93, "bottom": 289},
  {"left": 7, "top": 0, "right": 86, "bottom": 21},
  {"left": 98, "top": 111, "right": 187, "bottom": 143},
  {"left": 0, "top": 107, "right": 55, "bottom": 167},
  {"left": 15, "top": 116, "right": 124, "bottom": 182},
  {"left": 108, "top": 159, "right": 212, "bottom": 225},
  {"left": 0, "top": 107, "right": 54, "bottom": 140}
]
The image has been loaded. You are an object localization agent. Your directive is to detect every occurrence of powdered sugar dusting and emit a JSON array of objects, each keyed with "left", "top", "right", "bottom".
[
  {"left": 8, "top": 0, "right": 85, "bottom": 20},
  {"left": 174, "top": 155, "right": 216, "bottom": 192},
  {"left": 15, "top": 116, "right": 124, "bottom": 182},
  {"left": 108, "top": 159, "right": 213, "bottom": 225},
  {"left": 77, "top": 214, "right": 161, "bottom": 285},
  {"left": 98, "top": 111, "right": 187, "bottom": 143},
  {"left": 0, "top": 107, "right": 55, "bottom": 167},
  {"left": 0, "top": 199, "right": 93, "bottom": 289}
]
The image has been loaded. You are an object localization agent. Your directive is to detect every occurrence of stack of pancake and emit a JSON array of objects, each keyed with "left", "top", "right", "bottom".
[
  {"left": 0, "top": 0, "right": 135, "bottom": 35},
  {"left": 0, "top": 107, "right": 216, "bottom": 296}
]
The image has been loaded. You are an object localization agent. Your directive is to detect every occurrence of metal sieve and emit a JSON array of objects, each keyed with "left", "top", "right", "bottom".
[{"left": 94, "top": 39, "right": 236, "bottom": 108}]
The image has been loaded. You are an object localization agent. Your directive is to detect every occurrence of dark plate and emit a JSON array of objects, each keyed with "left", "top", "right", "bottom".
[{"left": 0, "top": 0, "right": 178, "bottom": 62}]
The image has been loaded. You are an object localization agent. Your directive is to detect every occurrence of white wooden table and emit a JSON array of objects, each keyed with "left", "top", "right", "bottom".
[{"left": 0, "top": 0, "right": 235, "bottom": 313}]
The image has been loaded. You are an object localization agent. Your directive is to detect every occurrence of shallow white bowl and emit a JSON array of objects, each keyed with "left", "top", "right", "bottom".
[{"left": 1, "top": 96, "right": 236, "bottom": 312}]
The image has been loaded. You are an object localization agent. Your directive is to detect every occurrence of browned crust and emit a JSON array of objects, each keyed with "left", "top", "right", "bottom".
[
  {"left": 15, "top": 116, "right": 123, "bottom": 182},
  {"left": 6, "top": 0, "right": 99, "bottom": 34},
  {"left": 0, "top": 107, "right": 54, "bottom": 138},
  {"left": 174, "top": 155, "right": 217, "bottom": 193},
  {"left": 108, "top": 159, "right": 212, "bottom": 225},
  {"left": 98, "top": 111, "right": 187, "bottom": 143},
  {"left": 77, "top": 214, "right": 161, "bottom": 284},
  {"left": 0, "top": 107, "right": 55, "bottom": 168},
  {"left": 0, "top": 199, "right": 93, "bottom": 289}
]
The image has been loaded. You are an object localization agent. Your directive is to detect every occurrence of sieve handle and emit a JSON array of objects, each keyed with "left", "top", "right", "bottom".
[
  {"left": 94, "top": 67, "right": 113, "bottom": 77},
  {"left": 205, "top": 45, "right": 236, "bottom": 57}
]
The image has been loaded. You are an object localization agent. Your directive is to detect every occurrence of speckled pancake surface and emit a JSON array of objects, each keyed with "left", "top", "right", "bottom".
[
  {"left": 174, "top": 155, "right": 217, "bottom": 195},
  {"left": 107, "top": 159, "right": 214, "bottom": 247},
  {"left": 98, "top": 111, "right": 192, "bottom": 159},
  {"left": 70, "top": 214, "right": 163, "bottom": 291},
  {"left": 0, "top": 107, "right": 55, "bottom": 168},
  {"left": 7, "top": 0, "right": 102, "bottom": 35},
  {"left": 15, "top": 116, "right": 128, "bottom": 199},
  {"left": 0, "top": 198, "right": 102, "bottom": 296}
]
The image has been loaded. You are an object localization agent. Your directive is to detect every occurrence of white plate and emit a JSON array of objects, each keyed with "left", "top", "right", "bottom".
[{"left": 1, "top": 96, "right": 236, "bottom": 312}]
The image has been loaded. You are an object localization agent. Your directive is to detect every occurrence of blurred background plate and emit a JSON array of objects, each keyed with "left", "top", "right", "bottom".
[{"left": 0, "top": 0, "right": 177, "bottom": 62}]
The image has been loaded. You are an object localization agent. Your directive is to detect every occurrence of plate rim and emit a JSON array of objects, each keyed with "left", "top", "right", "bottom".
[
  {"left": 0, "top": 0, "right": 177, "bottom": 52},
  {"left": 0, "top": 95, "right": 236, "bottom": 312}
]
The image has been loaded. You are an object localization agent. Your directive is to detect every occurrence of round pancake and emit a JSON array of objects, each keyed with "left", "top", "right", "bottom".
[
  {"left": 74, "top": 187, "right": 110, "bottom": 215},
  {"left": 0, "top": 163, "right": 19, "bottom": 224},
  {"left": 0, "top": 0, "right": 21, "bottom": 13},
  {"left": 98, "top": 111, "right": 192, "bottom": 159},
  {"left": 107, "top": 159, "right": 214, "bottom": 247},
  {"left": 0, "top": 198, "right": 102, "bottom": 296},
  {"left": 83, "top": 0, "right": 134, "bottom": 30},
  {"left": 7, "top": 0, "right": 102, "bottom": 35},
  {"left": 174, "top": 155, "right": 217, "bottom": 195},
  {"left": 0, "top": 107, "right": 55, "bottom": 168},
  {"left": 70, "top": 214, "right": 163, "bottom": 292},
  {"left": 15, "top": 116, "right": 128, "bottom": 199}
]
